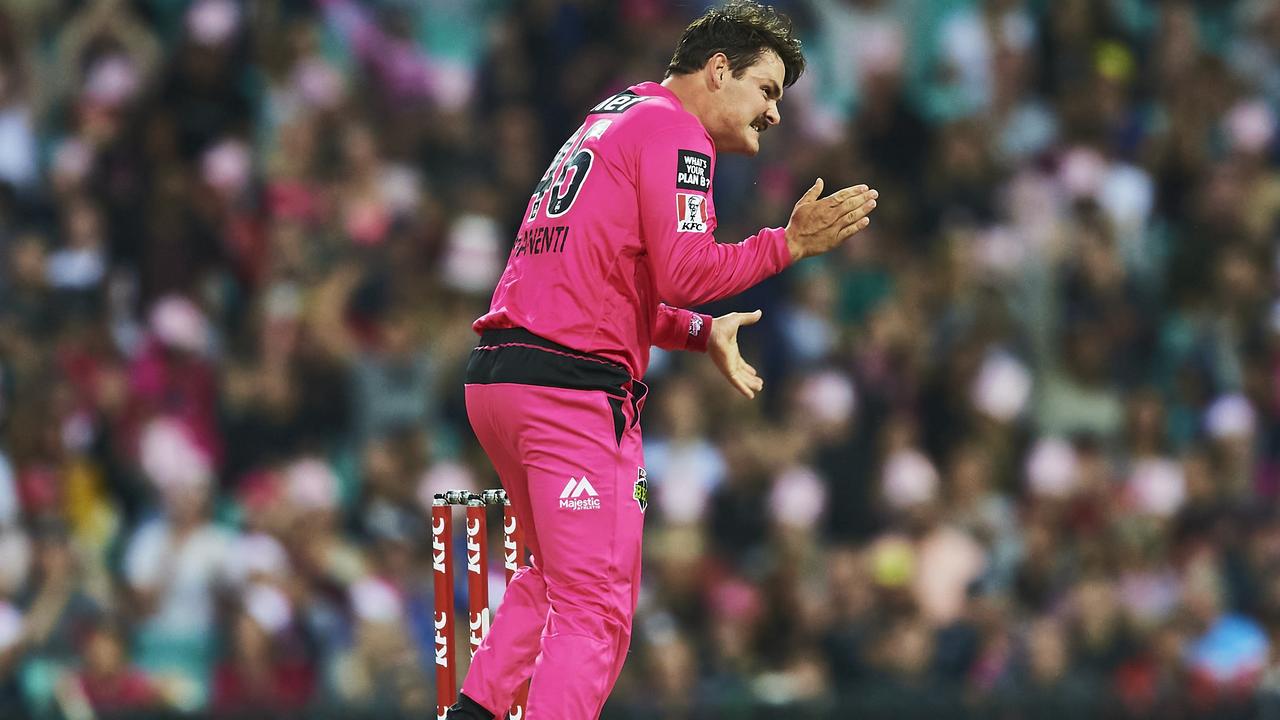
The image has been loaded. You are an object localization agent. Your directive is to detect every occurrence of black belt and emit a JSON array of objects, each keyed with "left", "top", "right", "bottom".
[{"left": 466, "top": 328, "right": 646, "bottom": 444}]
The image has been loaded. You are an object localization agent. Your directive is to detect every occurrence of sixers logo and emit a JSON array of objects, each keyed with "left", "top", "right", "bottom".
[{"left": 633, "top": 468, "right": 648, "bottom": 513}]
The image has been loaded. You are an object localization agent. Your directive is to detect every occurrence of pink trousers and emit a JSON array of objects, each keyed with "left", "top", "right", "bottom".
[{"left": 461, "top": 337, "right": 647, "bottom": 719}]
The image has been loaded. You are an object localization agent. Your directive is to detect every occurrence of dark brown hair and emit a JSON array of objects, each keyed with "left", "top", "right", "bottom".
[{"left": 666, "top": 1, "right": 805, "bottom": 88}]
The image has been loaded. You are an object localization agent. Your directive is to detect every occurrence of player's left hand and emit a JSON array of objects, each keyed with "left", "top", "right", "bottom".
[{"left": 708, "top": 310, "right": 765, "bottom": 399}]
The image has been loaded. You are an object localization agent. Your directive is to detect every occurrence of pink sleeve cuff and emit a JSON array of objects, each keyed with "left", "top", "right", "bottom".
[
  {"left": 762, "top": 226, "right": 793, "bottom": 271},
  {"left": 687, "top": 312, "right": 713, "bottom": 353}
]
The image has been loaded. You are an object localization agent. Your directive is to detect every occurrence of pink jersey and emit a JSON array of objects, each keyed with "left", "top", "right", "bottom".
[{"left": 473, "top": 82, "right": 793, "bottom": 379}]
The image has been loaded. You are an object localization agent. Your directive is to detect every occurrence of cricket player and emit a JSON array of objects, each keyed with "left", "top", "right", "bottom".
[{"left": 450, "top": 3, "right": 878, "bottom": 717}]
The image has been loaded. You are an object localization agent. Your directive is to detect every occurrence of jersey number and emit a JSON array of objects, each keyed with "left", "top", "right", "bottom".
[{"left": 527, "top": 119, "right": 612, "bottom": 221}]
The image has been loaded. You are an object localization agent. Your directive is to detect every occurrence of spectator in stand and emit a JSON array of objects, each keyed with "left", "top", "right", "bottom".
[{"left": 66, "top": 622, "right": 165, "bottom": 716}]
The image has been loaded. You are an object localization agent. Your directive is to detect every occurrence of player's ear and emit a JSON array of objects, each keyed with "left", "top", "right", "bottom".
[{"left": 706, "top": 52, "right": 730, "bottom": 90}]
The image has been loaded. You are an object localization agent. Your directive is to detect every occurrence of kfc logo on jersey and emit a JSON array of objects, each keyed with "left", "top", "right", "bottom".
[{"left": 676, "top": 193, "right": 708, "bottom": 233}]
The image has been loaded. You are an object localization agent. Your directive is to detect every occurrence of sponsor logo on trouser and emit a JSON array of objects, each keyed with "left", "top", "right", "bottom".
[{"left": 559, "top": 476, "right": 600, "bottom": 510}]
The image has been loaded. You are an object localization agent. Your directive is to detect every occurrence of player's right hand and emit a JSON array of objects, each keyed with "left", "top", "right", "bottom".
[{"left": 783, "top": 178, "right": 878, "bottom": 262}]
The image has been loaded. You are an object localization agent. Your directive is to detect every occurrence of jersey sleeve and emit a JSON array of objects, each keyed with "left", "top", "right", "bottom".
[
  {"left": 652, "top": 303, "right": 712, "bottom": 352},
  {"left": 637, "top": 125, "right": 793, "bottom": 308}
]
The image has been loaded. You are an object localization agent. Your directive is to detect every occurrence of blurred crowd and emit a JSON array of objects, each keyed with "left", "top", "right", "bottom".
[{"left": 0, "top": 0, "right": 1279, "bottom": 717}]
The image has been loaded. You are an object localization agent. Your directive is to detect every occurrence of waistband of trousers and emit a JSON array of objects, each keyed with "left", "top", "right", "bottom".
[{"left": 466, "top": 327, "right": 632, "bottom": 397}]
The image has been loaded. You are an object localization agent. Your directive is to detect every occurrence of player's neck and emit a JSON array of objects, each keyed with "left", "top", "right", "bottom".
[{"left": 659, "top": 76, "right": 709, "bottom": 126}]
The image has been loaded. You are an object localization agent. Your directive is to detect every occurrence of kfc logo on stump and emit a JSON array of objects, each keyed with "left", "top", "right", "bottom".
[{"left": 431, "top": 516, "right": 451, "bottom": 670}]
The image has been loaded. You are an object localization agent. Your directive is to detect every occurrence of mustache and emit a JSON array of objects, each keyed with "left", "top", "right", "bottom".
[{"left": 751, "top": 117, "right": 768, "bottom": 132}]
